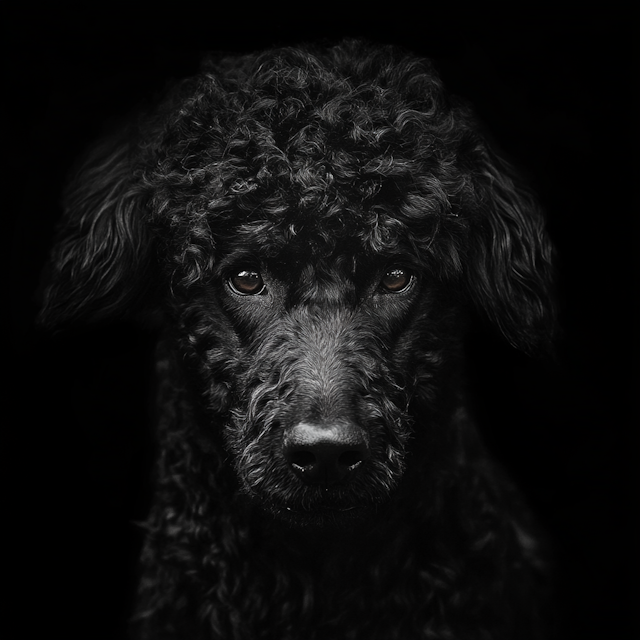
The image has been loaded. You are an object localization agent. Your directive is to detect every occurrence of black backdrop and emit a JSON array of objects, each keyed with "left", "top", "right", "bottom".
[{"left": 9, "top": 4, "right": 637, "bottom": 639}]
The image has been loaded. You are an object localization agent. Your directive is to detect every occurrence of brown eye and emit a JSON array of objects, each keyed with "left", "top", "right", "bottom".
[
  {"left": 381, "top": 267, "right": 413, "bottom": 293},
  {"left": 229, "top": 270, "right": 265, "bottom": 295}
]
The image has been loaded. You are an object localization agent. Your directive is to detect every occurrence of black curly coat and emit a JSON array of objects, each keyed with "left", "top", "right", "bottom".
[{"left": 40, "top": 40, "right": 556, "bottom": 639}]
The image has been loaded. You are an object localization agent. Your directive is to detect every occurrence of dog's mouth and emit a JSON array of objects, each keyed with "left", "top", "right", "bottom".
[
  {"left": 275, "top": 502, "right": 372, "bottom": 531},
  {"left": 284, "top": 504, "right": 358, "bottom": 514},
  {"left": 242, "top": 486, "right": 378, "bottom": 530}
]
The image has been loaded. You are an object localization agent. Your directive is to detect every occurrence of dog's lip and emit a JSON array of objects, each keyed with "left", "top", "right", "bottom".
[
  {"left": 284, "top": 504, "right": 359, "bottom": 514},
  {"left": 244, "top": 488, "right": 364, "bottom": 515}
]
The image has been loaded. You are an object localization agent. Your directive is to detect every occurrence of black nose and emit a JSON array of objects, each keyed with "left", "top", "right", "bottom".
[{"left": 284, "top": 421, "right": 369, "bottom": 485}]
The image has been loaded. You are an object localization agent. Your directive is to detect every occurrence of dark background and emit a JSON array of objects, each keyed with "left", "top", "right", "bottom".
[{"left": 9, "top": 4, "right": 637, "bottom": 639}]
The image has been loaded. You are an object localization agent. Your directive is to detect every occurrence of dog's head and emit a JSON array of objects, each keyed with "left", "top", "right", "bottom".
[{"left": 39, "top": 41, "right": 555, "bottom": 527}]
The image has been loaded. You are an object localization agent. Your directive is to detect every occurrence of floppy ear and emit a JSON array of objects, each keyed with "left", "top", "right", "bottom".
[
  {"left": 466, "top": 146, "right": 556, "bottom": 355},
  {"left": 38, "top": 130, "right": 153, "bottom": 328}
]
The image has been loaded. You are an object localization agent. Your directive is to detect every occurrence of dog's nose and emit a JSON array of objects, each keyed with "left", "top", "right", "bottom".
[{"left": 284, "top": 421, "right": 369, "bottom": 485}]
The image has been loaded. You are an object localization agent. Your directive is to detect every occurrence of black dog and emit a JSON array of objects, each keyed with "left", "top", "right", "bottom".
[{"left": 40, "top": 40, "right": 555, "bottom": 639}]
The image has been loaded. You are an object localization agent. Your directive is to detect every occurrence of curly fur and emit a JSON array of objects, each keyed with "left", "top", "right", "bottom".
[{"left": 40, "top": 40, "right": 555, "bottom": 639}]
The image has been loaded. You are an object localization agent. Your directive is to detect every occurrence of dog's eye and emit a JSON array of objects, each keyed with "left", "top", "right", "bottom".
[
  {"left": 380, "top": 267, "right": 413, "bottom": 293},
  {"left": 229, "top": 270, "right": 265, "bottom": 295}
]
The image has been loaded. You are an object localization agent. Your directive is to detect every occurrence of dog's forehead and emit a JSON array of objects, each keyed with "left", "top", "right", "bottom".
[{"left": 216, "top": 210, "right": 417, "bottom": 269}]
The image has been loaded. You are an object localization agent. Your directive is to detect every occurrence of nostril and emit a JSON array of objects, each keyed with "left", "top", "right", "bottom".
[
  {"left": 338, "top": 450, "right": 364, "bottom": 470},
  {"left": 288, "top": 450, "right": 316, "bottom": 471}
]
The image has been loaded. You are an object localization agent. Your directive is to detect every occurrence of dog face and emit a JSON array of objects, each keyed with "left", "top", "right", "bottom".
[
  {"left": 39, "top": 41, "right": 555, "bottom": 529},
  {"left": 171, "top": 221, "right": 463, "bottom": 527}
]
